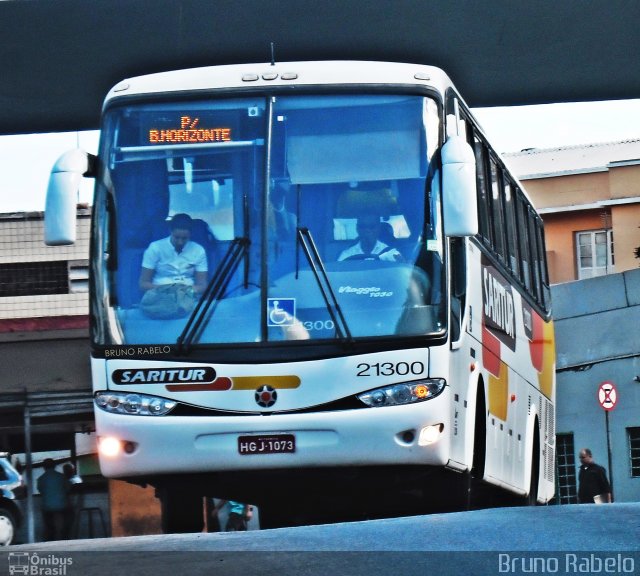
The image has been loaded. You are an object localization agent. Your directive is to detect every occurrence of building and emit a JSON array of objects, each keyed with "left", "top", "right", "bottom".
[
  {"left": 507, "top": 141, "right": 640, "bottom": 504},
  {"left": 0, "top": 208, "right": 93, "bottom": 453},
  {"left": 551, "top": 269, "right": 640, "bottom": 504},
  {"left": 505, "top": 140, "right": 640, "bottom": 284},
  {"left": 0, "top": 208, "right": 113, "bottom": 542}
]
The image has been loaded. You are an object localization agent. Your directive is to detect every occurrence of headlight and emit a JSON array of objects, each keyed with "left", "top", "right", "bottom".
[
  {"left": 357, "top": 378, "right": 446, "bottom": 407},
  {"left": 95, "top": 392, "right": 176, "bottom": 416}
]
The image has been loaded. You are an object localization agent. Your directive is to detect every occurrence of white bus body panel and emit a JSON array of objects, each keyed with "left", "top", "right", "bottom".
[
  {"left": 95, "top": 397, "right": 450, "bottom": 478},
  {"left": 93, "top": 348, "right": 457, "bottom": 478},
  {"left": 104, "top": 61, "right": 453, "bottom": 107}
]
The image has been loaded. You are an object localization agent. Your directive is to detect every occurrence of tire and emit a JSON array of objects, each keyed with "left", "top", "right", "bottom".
[
  {"left": 472, "top": 387, "right": 487, "bottom": 481},
  {"left": 467, "top": 386, "right": 488, "bottom": 510},
  {"left": 0, "top": 506, "right": 16, "bottom": 546},
  {"left": 526, "top": 429, "right": 540, "bottom": 506}
]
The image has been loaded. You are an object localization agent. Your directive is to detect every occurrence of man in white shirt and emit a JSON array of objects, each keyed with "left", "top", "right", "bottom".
[
  {"left": 139, "top": 213, "right": 208, "bottom": 294},
  {"left": 338, "top": 214, "right": 402, "bottom": 262}
]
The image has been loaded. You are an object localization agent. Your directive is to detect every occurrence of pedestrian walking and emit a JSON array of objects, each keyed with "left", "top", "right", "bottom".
[
  {"left": 578, "top": 448, "right": 612, "bottom": 503},
  {"left": 37, "top": 459, "right": 71, "bottom": 540}
]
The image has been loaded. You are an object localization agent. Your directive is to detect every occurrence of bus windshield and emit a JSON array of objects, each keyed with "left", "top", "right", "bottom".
[{"left": 96, "top": 93, "right": 445, "bottom": 346}]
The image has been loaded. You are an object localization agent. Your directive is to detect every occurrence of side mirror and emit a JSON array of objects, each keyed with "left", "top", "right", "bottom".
[
  {"left": 44, "top": 149, "right": 94, "bottom": 245},
  {"left": 441, "top": 136, "right": 478, "bottom": 237}
]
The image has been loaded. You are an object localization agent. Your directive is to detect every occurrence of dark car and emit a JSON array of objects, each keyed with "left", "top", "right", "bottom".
[{"left": 0, "top": 454, "right": 25, "bottom": 546}]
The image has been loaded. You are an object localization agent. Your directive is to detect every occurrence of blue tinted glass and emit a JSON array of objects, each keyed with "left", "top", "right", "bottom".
[{"left": 96, "top": 94, "right": 444, "bottom": 346}]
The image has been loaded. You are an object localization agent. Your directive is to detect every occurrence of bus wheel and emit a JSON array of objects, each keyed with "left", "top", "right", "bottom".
[
  {"left": 525, "top": 428, "right": 540, "bottom": 506},
  {"left": 159, "top": 488, "right": 204, "bottom": 533},
  {"left": 467, "top": 386, "right": 487, "bottom": 509}
]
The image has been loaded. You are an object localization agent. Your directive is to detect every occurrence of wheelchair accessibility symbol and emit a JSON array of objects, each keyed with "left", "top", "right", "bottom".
[{"left": 267, "top": 298, "right": 296, "bottom": 327}]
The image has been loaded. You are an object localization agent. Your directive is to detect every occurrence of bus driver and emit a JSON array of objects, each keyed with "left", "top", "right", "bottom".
[{"left": 338, "top": 214, "right": 403, "bottom": 262}]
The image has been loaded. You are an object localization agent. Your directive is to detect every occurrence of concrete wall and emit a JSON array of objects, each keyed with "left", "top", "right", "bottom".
[
  {"left": 524, "top": 171, "right": 610, "bottom": 210},
  {"left": 551, "top": 268, "right": 640, "bottom": 502},
  {"left": 0, "top": 336, "right": 91, "bottom": 395}
]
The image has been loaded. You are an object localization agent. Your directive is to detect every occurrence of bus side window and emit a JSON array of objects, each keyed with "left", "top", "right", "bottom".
[
  {"left": 472, "top": 136, "right": 491, "bottom": 246},
  {"left": 516, "top": 192, "right": 532, "bottom": 290},
  {"left": 489, "top": 158, "right": 506, "bottom": 261},
  {"left": 528, "top": 212, "right": 543, "bottom": 304},
  {"left": 503, "top": 177, "right": 520, "bottom": 278},
  {"left": 536, "top": 220, "right": 551, "bottom": 311}
]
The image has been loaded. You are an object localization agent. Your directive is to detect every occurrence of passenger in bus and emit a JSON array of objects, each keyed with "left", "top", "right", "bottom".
[
  {"left": 267, "top": 181, "right": 298, "bottom": 280},
  {"left": 337, "top": 214, "right": 403, "bottom": 262},
  {"left": 270, "top": 181, "right": 297, "bottom": 242},
  {"left": 138, "top": 213, "right": 208, "bottom": 318}
]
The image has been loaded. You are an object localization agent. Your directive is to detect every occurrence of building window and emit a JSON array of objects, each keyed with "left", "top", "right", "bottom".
[
  {"left": 0, "top": 260, "right": 89, "bottom": 297},
  {"left": 576, "top": 229, "right": 614, "bottom": 279},
  {"left": 628, "top": 427, "right": 640, "bottom": 478},
  {"left": 555, "top": 433, "right": 578, "bottom": 504},
  {"left": 0, "top": 261, "right": 69, "bottom": 297}
]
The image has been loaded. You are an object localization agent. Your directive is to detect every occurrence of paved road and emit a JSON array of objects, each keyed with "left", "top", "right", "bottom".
[{"left": 3, "top": 503, "right": 639, "bottom": 576}]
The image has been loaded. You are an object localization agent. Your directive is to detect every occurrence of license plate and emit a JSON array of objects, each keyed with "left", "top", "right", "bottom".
[{"left": 238, "top": 434, "right": 296, "bottom": 455}]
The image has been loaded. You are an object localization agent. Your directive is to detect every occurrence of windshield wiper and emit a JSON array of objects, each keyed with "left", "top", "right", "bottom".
[
  {"left": 297, "top": 227, "right": 352, "bottom": 343},
  {"left": 177, "top": 237, "right": 250, "bottom": 354}
]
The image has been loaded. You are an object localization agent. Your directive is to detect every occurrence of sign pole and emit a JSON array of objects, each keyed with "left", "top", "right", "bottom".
[
  {"left": 598, "top": 381, "right": 617, "bottom": 501},
  {"left": 605, "top": 409, "right": 614, "bottom": 500}
]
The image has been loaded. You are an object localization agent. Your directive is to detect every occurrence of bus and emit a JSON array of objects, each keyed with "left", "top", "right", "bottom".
[{"left": 45, "top": 61, "right": 555, "bottom": 530}]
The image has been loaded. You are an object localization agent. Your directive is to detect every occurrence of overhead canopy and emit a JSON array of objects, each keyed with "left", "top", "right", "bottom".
[{"left": 1, "top": 0, "right": 639, "bottom": 135}]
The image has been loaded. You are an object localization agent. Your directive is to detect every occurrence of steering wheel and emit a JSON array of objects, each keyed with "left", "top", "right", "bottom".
[{"left": 343, "top": 253, "right": 380, "bottom": 261}]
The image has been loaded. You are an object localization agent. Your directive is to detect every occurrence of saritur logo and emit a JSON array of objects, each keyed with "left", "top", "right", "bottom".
[
  {"left": 482, "top": 257, "right": 516, "bottom": 351},
  {"left": 112, "top": 367, "right": 216, "bottom": 385}
]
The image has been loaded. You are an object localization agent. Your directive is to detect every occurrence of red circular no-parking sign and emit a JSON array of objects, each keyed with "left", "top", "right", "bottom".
[{"left": 598, "top": 381, "right": 618, "bottom": 411}]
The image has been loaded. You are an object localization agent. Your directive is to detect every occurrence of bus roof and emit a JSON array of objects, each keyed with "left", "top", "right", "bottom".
[{"left": 103, "top": 61, "right": 455, "bottom": 107}]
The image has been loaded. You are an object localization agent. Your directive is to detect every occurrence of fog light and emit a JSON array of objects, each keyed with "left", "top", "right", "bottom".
[
  {"left": 418, "top": 424, "right": 444, "bottom": 446},
  {"left": 123, "top": 441, "right": 137, "bottom": 454},
  {"left": 98, "top": 436, "right": 122, "bottom": 458}
]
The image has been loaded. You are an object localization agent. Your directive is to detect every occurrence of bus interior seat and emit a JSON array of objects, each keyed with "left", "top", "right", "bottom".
[
  {"left": 189, "top": 218, "right": 219, "bottom": 275},
  {"left": 379, "top": 221, "right": 396, "bottom": 246},
  {"left": 117, "top": 219, "right": 167, "bottom": 309}
]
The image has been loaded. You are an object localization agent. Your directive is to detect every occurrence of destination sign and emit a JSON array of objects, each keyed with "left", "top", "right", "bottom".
[{"left": 148, "top": 116, "right": 231, "bottom": 144}]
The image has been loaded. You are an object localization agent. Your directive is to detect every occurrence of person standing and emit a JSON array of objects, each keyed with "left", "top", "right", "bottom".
[
  {"left": 225, "top": 501, "right": 253, "bottom": 531},
  {"left": 62, "top": 463, "right": 83, "bottom": 538},
  {"left": 207, "top": 499, "right": 253, "bottom": 531},
  {"left": 37, "top": 459, "right": 71, "bottom": 540},
  {"left": 578, "top": 448, "right": 612, "bottom": 503}
]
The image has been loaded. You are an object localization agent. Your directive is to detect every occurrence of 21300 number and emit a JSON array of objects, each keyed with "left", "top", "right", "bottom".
[{"left": 356, "top": 361, "right": 425, "bottom": 377}]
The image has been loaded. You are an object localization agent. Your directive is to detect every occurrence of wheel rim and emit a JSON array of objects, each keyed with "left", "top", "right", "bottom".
[{"left": 0, "top": 513, "right": 15, "bottom": 546}]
